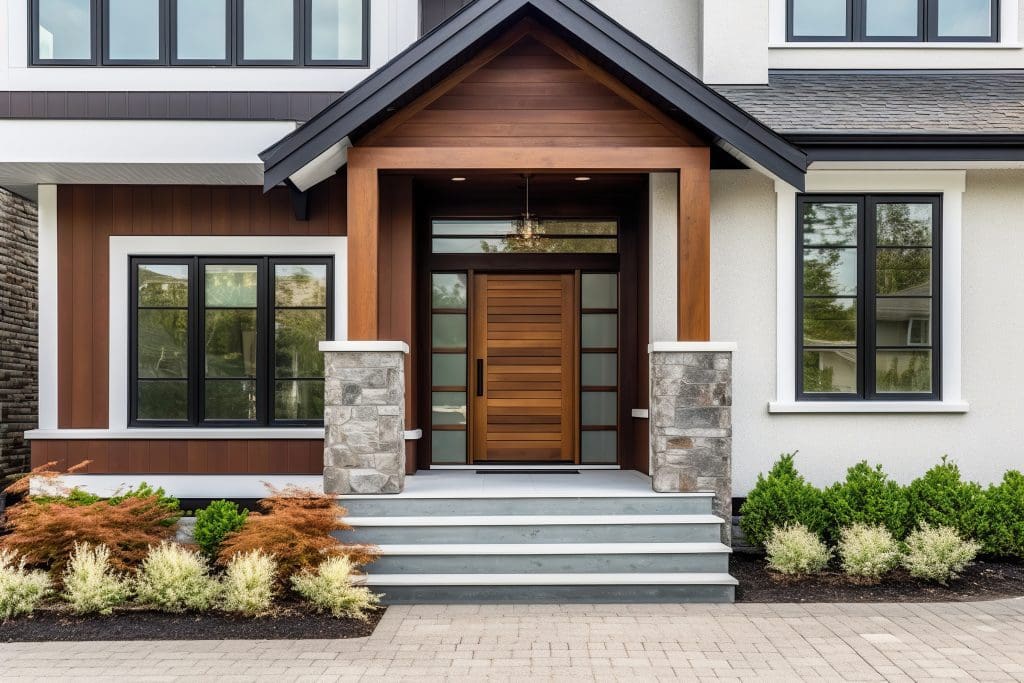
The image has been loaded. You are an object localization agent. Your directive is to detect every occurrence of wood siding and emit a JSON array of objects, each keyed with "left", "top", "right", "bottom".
[{"left": 31, "top": 440, "right": 323, "bottom": 474}]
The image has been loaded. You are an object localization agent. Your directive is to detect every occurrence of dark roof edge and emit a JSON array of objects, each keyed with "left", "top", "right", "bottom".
[{"left": 798, "top": 132, "right": 1024, "bottom": 163}]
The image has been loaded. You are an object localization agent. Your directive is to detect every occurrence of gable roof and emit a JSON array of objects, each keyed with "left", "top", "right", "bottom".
[{"left": 260, "top": 0, "right": 808, "bottom": 191}]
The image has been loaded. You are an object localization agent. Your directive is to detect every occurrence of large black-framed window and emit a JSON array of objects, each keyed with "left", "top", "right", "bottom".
[
  {"left": 797, "top": 195, "right": 941, "bottom": 401},
  {"left": 787, "top": 0, "right": 999, "bottom": 42},
  {"left": 30, "top": 0, "right": 369, "bottom": 66},
  {"left": 130, "top": 256, "right": 333, "bottom": 427}
]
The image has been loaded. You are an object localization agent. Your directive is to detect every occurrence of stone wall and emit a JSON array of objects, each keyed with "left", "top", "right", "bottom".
[
  {"left": 649, "top": 343, "right": 734, "bottom": 543},
  {"left": 322, "top": 342, "right": 407, "bottom": 495},
  {"left": 0, "top": 188, "right": 38, "bottom": 483}
]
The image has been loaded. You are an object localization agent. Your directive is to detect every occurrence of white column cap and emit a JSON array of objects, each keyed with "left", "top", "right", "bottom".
[
  {"left": 649, "top": 342, "right": 738, "bottom": 353},
  {"left": 320, "top": 341, "right": 410, "bottom": 353}
]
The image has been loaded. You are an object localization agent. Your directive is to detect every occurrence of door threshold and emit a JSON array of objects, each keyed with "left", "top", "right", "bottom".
[{"left": 430, "top": 465, "right": 620, "bottom": 471}]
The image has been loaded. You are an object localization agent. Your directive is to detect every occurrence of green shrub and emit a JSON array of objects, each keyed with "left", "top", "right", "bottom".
[
  {"left": 838, "top": 524, "right": 901, "bottom": 581},
  {"left": 221, "top": 551, "right": 276, "bottom": 616},
  {"left": 764, "top": 524, "right": 832, "bottom": 575},
  {"left": 291, "top": 556, "right": 380, "bottom": 620},
  {"left": 134, "top": 543, "right": 220, "bottom": 612},
  {"left": 902, "top": 523, "right": 980, "bottom": 585},
  {"left": 62, "top": 543, "right": 131, "bottom": 615},
  {"left": 0, "top": 549, "right": 52, "bottom": 620},
  {"left": 905, "top": 457, "right": 982, "bottom": 538},
  {"left": 109, "top": 483, "right": 181, "bottom": 520},
  {"left": 975, "top": 470, "right": 1024, "bottom": 558},
  {"left": 194, "top": 501, "right": 249, "bottom": 559},
  {"left": 739, "top": 453, "right": 828, "bottom": 548},
  {"left": 824, "top": 462, "right": 909, "bottom": 541}
]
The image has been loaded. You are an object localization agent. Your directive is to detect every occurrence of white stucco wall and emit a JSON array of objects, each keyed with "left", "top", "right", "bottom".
[
  {"left": 710, "top": 169, "right": 1024, "bottom": 495},
  {"left": 588, "top": 0, "right": 702, "bottom": 76}
]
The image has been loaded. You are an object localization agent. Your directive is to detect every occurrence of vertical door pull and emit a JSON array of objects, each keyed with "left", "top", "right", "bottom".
[{"left": 476, "top": 359, "right": 484, "bottom": 396}]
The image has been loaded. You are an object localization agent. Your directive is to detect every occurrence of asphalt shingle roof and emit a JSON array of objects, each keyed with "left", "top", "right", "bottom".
[{"left": 715, "top": 72, "right": 1024, "bottom": 135}]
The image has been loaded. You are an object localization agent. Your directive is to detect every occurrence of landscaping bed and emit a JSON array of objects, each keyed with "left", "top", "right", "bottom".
[
  {"left": 0, "top": 603, "right": 384, "bottom": 642},
  {"left": 733, "top": 552, "right": 1024, "bottom": 603}
]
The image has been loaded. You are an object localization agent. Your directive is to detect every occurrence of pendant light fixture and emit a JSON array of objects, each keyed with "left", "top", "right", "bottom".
[{"left": 512, "top": 173, "right": 541, "bottom": 240}]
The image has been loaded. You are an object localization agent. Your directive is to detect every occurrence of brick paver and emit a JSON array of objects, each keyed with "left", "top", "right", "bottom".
[{"left": 2, "top": 598, "right": 1023, "bottom": 681}]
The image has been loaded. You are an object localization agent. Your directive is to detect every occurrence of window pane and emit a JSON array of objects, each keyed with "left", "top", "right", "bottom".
[
  {"left": 581, "top": 392, "right": 617, "bottom": 426},
  {"left": 432, "top": 219, "right": 616, "bottom": 237},
  {"left": 432, "top": 392, "right": 467, "bottom": 426},
  {"left": 581, "top": 353, "right": 617, "bottom": 386},
  {"left": 38, "top": 0, "right": 92, "bottom": 60},
  {"left": 802, "top": 202, "right": 858, "bottom": 246},
  {"left": 792, "top": 0, "right": 848, "bottom": 36},
  {"left": 876, "top": 350, "right": 932, "bottom": 393},
  {"left": 275, "top": 264, "right": 327, "bottom": 307},
  {"left": 432, "top": 431, "right": 466, "bottom": 464},
  {"left": 876, "top": 248, "right": 931, "bottom": 295},
  {"left": 433, "top": 220, "right": 515, "bottom": 236},
  {"left": 175, "top": 0, "right": 227, "bottom": 60},
  {"left": 582, "top": 314, "right": 617, "bottom": 349},
  {"left": 432, "top": 314, "right": 466, "bottom": 348},
  {"left": 876, "top": 298, "right": 932, "bottom": 347},
  {"left": 876, "top": 203, "right": 933, "bottom": 246},
  {"left": 803, "top": 298, "right": 857, "bottom": 346},
  {"left": 803, "top": 350, "right": 858, "bottom": 394},
  {"left": 310, "top": 0, "right": 363, "bottom": 61},
  {"left": 205, "top": 380, "right": 257, "bottom": 420},
  {"left": 138, "top": 264, "right": 188, "bottom": 307},
  {"left": 243, "top": 0, "right": 295, "bottom": 60},
  {"left": 138, "top": 380, "right": 188, "bottom": 420},
  {"left": 206, "top": 265, "right": 258, "bottom": 307},
  {"left": 138, "top": 310, "right": 188, "bottom": 378},
  {"left": 274, "top": 379, "right": 324, "bottom": 420},
  {"left": 582, "top": 274, "right": 617, "bottom": 309},
  {"left": 431, "top": 274, "right": 467, "bottom": 309},
  {"left": 108, "top": 0, "right": 160, "bottom": 61},
  {"left": 803, "top": 248, "right": 857, "bottom": 296},
  {"left": 935, "top": 0, "right": 993, "bottom": 37},
  {"left": 865, "top": 0, "right": 920, "bottom": 36},
  {"left": 275, "top": 309, "right": 326, "bottom": 378},
  {"left": 432, "top": 353, "right": 467, "bottom": 387},
  {"left": 581, "top": 431, "right": 617, "bottom": 464},
  {"left": 431, "top": 237, "right": 617, "bottom": 254},
  {"left": 205, "top": 310, "right": 258, "bottom": 377}
]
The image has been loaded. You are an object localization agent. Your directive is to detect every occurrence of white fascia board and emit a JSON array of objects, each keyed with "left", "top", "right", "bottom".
[{"left": 289, "top": 138, "right": 352, "bottom": 191}]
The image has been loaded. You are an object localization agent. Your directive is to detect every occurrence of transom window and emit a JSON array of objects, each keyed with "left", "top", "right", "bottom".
[
  {"left": 130, "top": 256, "right": 333, "bottom": 427},
  {"left": 787, "top": 0, "right": 998, "bottom": 42},
  {"left": 798, "top": 195, "right": 941, "bottom": 401},
  {"left": 431, "top": 220, "right": 619, "bottom": 254},
  {"left": 31, "top": 0, "right": 368, "bottom": 66}
]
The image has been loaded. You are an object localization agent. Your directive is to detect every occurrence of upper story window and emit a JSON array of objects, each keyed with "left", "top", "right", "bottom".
[
  {"left": 31, "top": 0, "right": 369, "bottom": 67},
  {"left": 787, "top": 0, "right": 999, "bottom": 42}
]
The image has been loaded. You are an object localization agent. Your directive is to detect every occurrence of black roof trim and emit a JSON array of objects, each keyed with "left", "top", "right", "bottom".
[
  {"left": 260, "top": 0, "right": 807, "bottom": 191},
  {"left": 795, "top": 133, "right": 1024, "bottom": 162}
]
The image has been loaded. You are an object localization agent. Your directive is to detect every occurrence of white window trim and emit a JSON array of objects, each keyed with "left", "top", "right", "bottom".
[
  {"left": 770, "top": 170, "right": 968, "bottom": 414},
  {"left": 108, "top": 234, "right": 348, "bottom": 432}
]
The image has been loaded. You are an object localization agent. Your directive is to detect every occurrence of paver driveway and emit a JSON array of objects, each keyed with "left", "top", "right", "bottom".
[{"left": 2, "top": 599, "right": 1023, "bottom": 681}]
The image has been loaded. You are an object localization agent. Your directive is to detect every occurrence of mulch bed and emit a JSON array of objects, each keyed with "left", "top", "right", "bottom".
[
  {"left": 0, "top": 604, "right": 386, "bottom": 642},
  {"left": 733, "top": 552, "right": 1024, "bottom": 603}
]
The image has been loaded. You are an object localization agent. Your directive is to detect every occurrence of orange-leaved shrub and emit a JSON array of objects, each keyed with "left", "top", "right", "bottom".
[{"left": 217, "top": 486, "right": 377, "bottom": 584}]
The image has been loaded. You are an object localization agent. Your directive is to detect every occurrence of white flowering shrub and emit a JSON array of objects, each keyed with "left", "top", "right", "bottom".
[
  {"left": 838, "top": 524, "right": 901, "bottom": 581},
  {"left": 902, "top": 523, "right": 980, "bottom": 585},
  {"left": 134, "top": 542, "right": 220, "bottom": 612},
  {"left": 62, "top": 543, "right": 131, "bottom": 615},
  {"left": 765, "top": 523, "right": 832, "bottom": 575},
  {"left": 221, "top": 551, "right": 276, "bottom": 616},
  {"left": 291, "top": 555, "right": 380, "bottom": 620},
  {"left": 0, "top": 549, "right": 52, "bottom": 620}
]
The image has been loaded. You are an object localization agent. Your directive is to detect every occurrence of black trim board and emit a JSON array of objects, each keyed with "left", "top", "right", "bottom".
[
  {"left": 795, "top": 133, "right": 1024, "bottom": 163},
  {"left": 259, "top": 0, "right": 808, "bottom": 191}
]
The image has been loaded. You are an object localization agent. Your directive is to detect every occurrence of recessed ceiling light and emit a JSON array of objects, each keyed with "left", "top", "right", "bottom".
[
  {"left": 451, "top": 176, "right": 467, "bottom": 182},
  {"left": 574, "top": 176, "right": 591, "bottom": 182}
]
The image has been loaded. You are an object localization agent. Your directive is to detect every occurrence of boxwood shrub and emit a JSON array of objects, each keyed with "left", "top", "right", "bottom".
[
  {"left": 823, "top": 462, "right": 909, "bottom": 542},
  {"left": 975, "top": 470, "right": 1024, "bottom": 558},
  {"left": 739, "top": 453, "right": 828, "bottom": 548},
  {"left": 904, "top": 457, "right": 982, "bottom": 539}
]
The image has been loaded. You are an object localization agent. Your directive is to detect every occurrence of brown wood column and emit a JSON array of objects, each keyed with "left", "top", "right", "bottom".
[
  {"left": 677, "top": 149, "right": 711, "bottom": 341},
  {"left": 346, "top": 150, "right": 380, "bottom": 339}
]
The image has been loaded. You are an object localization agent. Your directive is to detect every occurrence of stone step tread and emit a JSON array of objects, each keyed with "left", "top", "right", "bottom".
[
  {"left": 375, "top": 542, "right": 732, "bottom": 555},
  {"left": 357, "top": 572, "right": 739, "bottom": 586},
  {"left": 338, "top": 492, "right": 714, "bottom": 500},
  {"left": 347, "top": 514, "right": 725, "bottom": 526}
]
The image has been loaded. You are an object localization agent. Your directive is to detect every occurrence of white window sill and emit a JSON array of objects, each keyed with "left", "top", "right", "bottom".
[
  {"left": 26, "top": 428, "right": 425, "bottom": 441},
  {"left": 770, "top": 42, "right": 1019, "bottom": 49},
  {"left": 768, "top": 401, "right": 969, "bottom": 414}
]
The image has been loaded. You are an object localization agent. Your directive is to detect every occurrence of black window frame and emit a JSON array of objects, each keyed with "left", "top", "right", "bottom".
[
  {"left": 129, "top": 255, "right": 334, "bottom": 428},
  {"left": 235, "top": 0, "right": 302, "bottom": 66},
  {"left": 796, "top": 194, "right": 942, "bottom": 402},
  {"left": 30, "top": 0, "right": 99, "bottom": 66},
  {"left": 303, "top": 0, "right": 370, "bottom": 66},
  {"left": 787, "top": 0, "right": 998, "bottom": 42},
  {"left": 102, "top": 0, "right": 168, "bottom": 66},
  {"left": 169, "top": 0, "right": 233, "bottom": 66}
]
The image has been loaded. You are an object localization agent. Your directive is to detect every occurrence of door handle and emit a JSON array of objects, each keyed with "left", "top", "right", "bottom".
[{"left": 476, "top": 359, "right": 484, "bottom": 396}]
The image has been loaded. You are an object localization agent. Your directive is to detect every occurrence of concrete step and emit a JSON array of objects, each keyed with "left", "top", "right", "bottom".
[
  {"left": 339, "top": 493, "right": 714, "bottom": 517},
  {"left": 343, "top": 514, "right": 726, "bottom": 545},
  {"left": 370, "top": 542, "right": 731, "bottom": 574},
  {"left": 357, "top": 572, "right": 738, "bottom": 604}
]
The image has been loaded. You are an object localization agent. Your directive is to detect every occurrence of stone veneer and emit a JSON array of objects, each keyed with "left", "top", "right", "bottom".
[
  {"left": 321, "top": 341, "right": 408, "bottom": 494},
  {"left": 0, "top": 188, "right": 38, "bottom": 483},
  {"left": 649, "top": 342, "right": 735, "bottom": 543}
]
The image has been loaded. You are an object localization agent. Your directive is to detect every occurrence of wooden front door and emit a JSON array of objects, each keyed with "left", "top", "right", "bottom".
[{"left": 471, "top": 273, "right": 577, "bottom": 463}]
